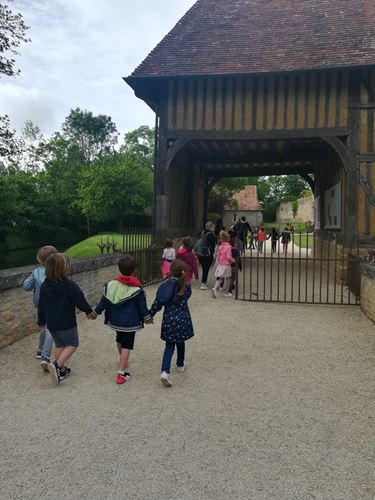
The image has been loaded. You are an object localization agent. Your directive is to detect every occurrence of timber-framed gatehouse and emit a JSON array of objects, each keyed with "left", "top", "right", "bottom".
[{"left": 125, "top": 0, "right": 375, "bottom": 250}]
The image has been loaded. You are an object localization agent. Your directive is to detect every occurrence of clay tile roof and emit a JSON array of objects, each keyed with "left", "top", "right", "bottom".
[
  {"left": 129, "top": 0, "right": 375, "bottom": 79},
  {"left": 224, "top": 185, "right": 263, "bottom": 211}
]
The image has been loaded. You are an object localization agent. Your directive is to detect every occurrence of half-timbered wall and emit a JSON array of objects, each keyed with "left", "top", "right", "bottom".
[
  {"left": 157, "top": 68, "right": 375, "bottom": 241},
  {"left": 166, "top": 71, "right": 349, "bottom": 133},
  {"left": 356, "top": 69, "right": 375, "bottom": 237}
]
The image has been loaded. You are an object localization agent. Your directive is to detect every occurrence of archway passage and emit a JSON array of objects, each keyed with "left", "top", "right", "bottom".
[{"left": 164, "top": 134, "right": 349, "bottom": 242}]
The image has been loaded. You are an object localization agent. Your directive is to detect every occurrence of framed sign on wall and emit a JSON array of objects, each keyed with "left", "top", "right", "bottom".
[{"left": 324, "top": 182, "right": 341, "bottom": 229}]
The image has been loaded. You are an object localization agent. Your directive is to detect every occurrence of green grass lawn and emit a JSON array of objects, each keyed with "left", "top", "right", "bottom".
[
  {"left": 65, "top": 233, "right": 151, "bottom": 259},
  {"left": 292, "top": 234, "right": 314, "bottom": 249}
]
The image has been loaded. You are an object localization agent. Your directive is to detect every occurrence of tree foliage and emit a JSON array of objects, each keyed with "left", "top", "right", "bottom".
[
  {"left": 208, "top": 177, "right": 253, "bottom": 213},
  {"left": 0, "top": 0, "right": 30, "bottom": 164},
  {"left": 0, "top": 0, "right": 30, "bottom": 77},
  {"left": 62, "top": 108, "right": 118, "bottom": 164}
]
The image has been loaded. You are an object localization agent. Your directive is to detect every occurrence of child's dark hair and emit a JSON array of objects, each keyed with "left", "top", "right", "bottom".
[
  {"left": 182, "top": 236, "right": 193, "bottom": 251},
  {"left": 165, "top": 239, "right": 173, "bottom": 248},
  {"left": 118, "top": 254, "right": 137, "bottom": 276},
  {"left": 170, "top": 259, "right": 187, "bottom": 296},
  {"left": 46, "top": 253, "right": 70, "bottom": 282},
  {"left": 37, "top": 245, "right": 58, "bottom": 265}
]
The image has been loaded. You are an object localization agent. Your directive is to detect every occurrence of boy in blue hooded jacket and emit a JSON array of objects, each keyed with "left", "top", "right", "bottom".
[
  {"left": 92, "top": 254, "right": 152, "bottom": 384},
  {"left": 23, "top": 245, "right": 58, "bottom": 369}
]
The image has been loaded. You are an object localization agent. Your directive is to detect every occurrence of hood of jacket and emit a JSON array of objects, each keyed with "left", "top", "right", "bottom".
[
  {"left": 42, "top": 279, "right": 71, "bottom": 298},
  {"left": 105, "top": 280, "right": 141, "bottom": 305}
]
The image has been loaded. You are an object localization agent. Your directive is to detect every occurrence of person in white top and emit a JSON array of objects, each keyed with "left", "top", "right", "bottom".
[{"left": 161, "top": 239, "right": 176, "bottom": 279}]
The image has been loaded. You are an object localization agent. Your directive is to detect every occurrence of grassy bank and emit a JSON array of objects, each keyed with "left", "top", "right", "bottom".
[{"left": 65, "top": 233, "right": 151, "bottom": 259}]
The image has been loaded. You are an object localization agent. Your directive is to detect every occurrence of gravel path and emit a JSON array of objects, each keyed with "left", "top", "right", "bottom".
[{"left": 1, "top": 281, "right": 375, "bottom": 499}]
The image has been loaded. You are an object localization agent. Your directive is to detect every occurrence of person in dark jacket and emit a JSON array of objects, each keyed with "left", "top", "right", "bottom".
[
  {"left": 38, "top": 253, "right": 94, "bottom": 385},
  {"left": 150, "top": 259, "right": 194, "bottom": 387},
  {"left": 267, "top": 227, "right": 280, "bottom": 253},
  {"left": 93, "top": 254, "right": 152, "bottom": 385},
  {"left": 197, "top": 221, "right": 216, "bottom": 290}
]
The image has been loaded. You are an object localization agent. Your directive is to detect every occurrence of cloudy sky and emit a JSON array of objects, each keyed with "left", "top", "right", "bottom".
[{"left": 1, "top": 0, "right": 196, "bottom": 138}]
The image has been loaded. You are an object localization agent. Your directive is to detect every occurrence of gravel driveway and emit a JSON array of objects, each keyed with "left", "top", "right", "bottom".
[{"left": 1, "top": 282, "right": 374, "bottom": 499}]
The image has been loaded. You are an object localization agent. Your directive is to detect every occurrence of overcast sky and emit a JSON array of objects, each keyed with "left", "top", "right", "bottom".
[{"left": 0, "top": 0, "right": 196, "bottom": 138}]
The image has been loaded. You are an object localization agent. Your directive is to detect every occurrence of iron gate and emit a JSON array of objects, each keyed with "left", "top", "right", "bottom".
[{"left": 235, "top": 233, "right": 360, "bottom": 305}]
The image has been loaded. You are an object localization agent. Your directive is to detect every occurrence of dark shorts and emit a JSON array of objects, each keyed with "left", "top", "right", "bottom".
[
  {"left": 116, "top": 331, "right": 135, "bottom": 350},
  {"left": 50, "top": 327, "right": 79, "bottom": 348}
]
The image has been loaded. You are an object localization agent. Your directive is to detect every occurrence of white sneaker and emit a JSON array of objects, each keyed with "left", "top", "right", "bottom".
[
  {"left": 224, "top": 293, "right": 233, "bottom": 298},
  {"left": 160, "top": 371, "right": 172, "bottom": 386},
  {"left": 177, "top": 365, "right": 185, "bottom": 373},
  {"left": 200, "top": 284, "right": 208, "bottom": 290},
  {"left": 212, "top": 288, "right": 217, "bottom": 299},
  {"left": 219, "top": 287, "right": 224, "bottom": 292}
]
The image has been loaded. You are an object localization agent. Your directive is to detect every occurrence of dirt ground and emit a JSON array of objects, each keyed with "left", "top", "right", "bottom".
[{"left": 1, "top": 280, "right": 375, "bottom": 499}]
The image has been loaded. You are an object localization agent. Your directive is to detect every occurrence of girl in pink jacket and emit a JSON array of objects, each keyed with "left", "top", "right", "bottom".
[{"left": 212, "top": 231, "right": 235, "bottom": 298}]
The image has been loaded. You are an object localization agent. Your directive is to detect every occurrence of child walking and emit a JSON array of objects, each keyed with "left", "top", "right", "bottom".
[
  {"left": 176, "top": 236, "right": 199, "bottom": 283},
  {"left": 92, "top": 254, "right": 152, "bottom": 384},
  {"left": 161, "top": 239, "right": 176, "bottom": 279},
  {"left": 212, "top": 230, "right": 235, "bottom": 298},
  {"left": 38, "top": 253, "right": 94, "bottom": 385},
  {"left": 258, "top": 227, "right": 267, "bottom": 253},
  {"left": 23, "top": 245, "right": 58, "bottom": 370},
  {"left": 150, "top": 259, "right": 194, "bottom": 387}
]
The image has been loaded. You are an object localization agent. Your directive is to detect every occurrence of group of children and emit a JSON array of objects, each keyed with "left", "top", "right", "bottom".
[
  {"left": 161, "top": 227, "right": 242, "bottom": 299},
  {"left": 24, "top": 246, "right": 195, "bottom": 388},
  {"left": 25, "top": 225, "right": 252, "bottom": 389}
]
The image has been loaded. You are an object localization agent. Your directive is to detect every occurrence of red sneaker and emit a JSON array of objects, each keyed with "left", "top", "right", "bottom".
[{"left": 116, "top": 373, "right": 126, "bottom": 385}]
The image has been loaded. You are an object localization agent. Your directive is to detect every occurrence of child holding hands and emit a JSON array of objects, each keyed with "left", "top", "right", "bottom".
[
  {"left": 92, "top": 254, "right": 153, "bottom": 384},
  {"left": 38, "top": 253, "right": 94, "bottom": 385},
  {"left": 150, "top": 259, "right": 194, "bottom": 387},
  {"left": 23, "top": 245, "right": 58, "bottom": 369}
]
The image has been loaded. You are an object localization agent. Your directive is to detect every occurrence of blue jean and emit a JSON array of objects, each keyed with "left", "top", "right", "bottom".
[
  {"left": 161, "top": 341, "right": 185, "bottom": 374},
  {"left": 38, "top": 325, "right": 53, "bottom": 359}
]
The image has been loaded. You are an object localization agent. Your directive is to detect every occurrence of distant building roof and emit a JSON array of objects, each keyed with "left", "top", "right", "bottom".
[
  {"left": 224, "top": 185, "right": 263, "bottom": 212},
  {"left": 128, "top": 0, "right": 375, "bottom": 80}
]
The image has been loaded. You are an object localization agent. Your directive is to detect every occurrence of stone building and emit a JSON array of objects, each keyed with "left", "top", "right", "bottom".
[{"left": 222, "top": 185, "right": 263, "bottom": 228}]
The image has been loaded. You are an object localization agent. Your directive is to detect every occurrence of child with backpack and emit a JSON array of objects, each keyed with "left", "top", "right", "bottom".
[
  {"left": 92, "top": 254, "right": 153, "bottom": 384},
  {"left": 150, "top": 259, "right": 194, "bottom": 387},
  {"left": 176, "top": 236, "right": 199, "bottom": 284},
  {"left": 23, "top": 245, "right": 58, "bottom": 370},
  {"left": 161, "top": 239, "right": 176, "bottom": 279},
  {"left": 228, "top": 233, "right": 242, "bottom": 295},
  {"left": 195, "top": 222, "right": 216, "bottom": 290}
]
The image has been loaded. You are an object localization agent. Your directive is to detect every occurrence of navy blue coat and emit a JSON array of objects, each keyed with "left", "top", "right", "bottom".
[
  {"left": 150, "top": 278, "right": 194, "bottom": 343},
  {"left": 94, "top": 281, "right": 151, "bottom": 332}
]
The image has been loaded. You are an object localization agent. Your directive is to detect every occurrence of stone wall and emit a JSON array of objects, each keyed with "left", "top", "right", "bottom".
[
  {"left": 0, "top": 254, "right": 121, "bottom": 350},
  {"left": 361, "top": 263, "right": 375, "bottom": 323},
  {"left": 276, "top": 195, "right": 314, "bottom": 223}
]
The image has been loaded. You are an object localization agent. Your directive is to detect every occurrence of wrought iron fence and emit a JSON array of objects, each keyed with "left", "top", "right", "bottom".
[
  {"left": 120, "top": 227, "right": 187, "bottom": 286},
  {"left": 235, "top": 232, "right": 361, "bottom": 305}
]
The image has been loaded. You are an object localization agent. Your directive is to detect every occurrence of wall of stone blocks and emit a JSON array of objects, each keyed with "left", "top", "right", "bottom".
[{"left": 0, "top": 255, "right": 120, "bottom": 350}]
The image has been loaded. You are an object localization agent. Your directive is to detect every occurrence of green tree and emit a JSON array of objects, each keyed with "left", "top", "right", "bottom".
[
  {"left": 0, "top": 0, "right": 30, "bottom": 162},
  {"left": 62, "top": 108, "right": 118, "bottom": 164},
  {"left": 208, "top": 177, "right": 256, "bottom": 213},
  {"left": 257, "top": 175, "right": 311, "bottom": 222},
  {"left": 77, "top": 152, "right": 152, "bottom": 231},
  {"left": 120, "top": 125, "right": 154, "bottom": 171}
]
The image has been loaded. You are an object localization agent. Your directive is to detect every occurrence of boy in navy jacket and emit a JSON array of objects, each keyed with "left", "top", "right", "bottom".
[{"left": 92, "top": 254, "right": 152, "bottom": 384}]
